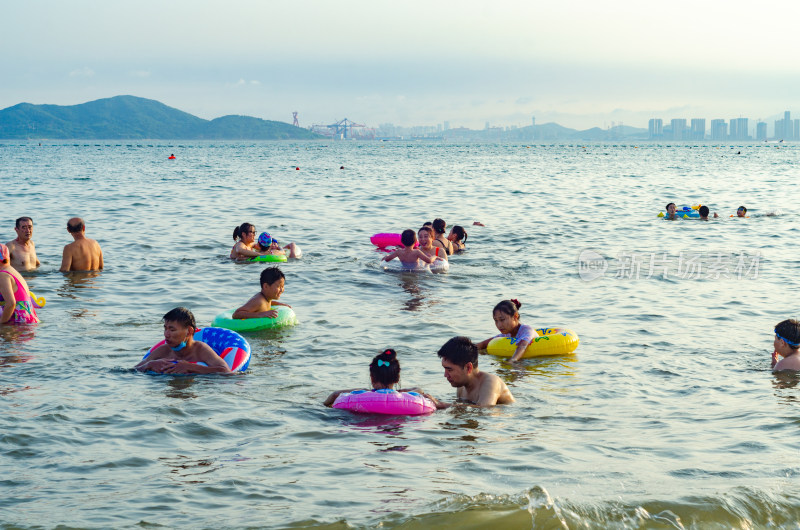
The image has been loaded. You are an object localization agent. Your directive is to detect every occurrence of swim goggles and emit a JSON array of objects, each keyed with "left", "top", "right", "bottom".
[{"left": 775, "top": 329, "right": 800, "bottom": 347}]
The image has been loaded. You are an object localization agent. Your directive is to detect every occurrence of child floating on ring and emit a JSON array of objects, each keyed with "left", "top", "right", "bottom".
[
  {"left": 382, "top": 229, "right": 436, "bottom": 268},
  {"left": 323, "top": 348, "right": 442, "bottom": 409},
  {"left": 475, "top": 299, "right": 535, "bottom": 362},
  {"left": 232, "top": 267, "right": 291, "bottom": 320},
  {"left": 256, "top": 232, "right": 302, "bottom": 259},
  {"left": 772, "top": 319, "right": 800, "bottom": 371}
]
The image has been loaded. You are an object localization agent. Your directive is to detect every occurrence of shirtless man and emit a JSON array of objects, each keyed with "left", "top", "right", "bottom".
[
  {"left": 135, "top": 307, "right": 231, "bottom": 374},
  {"left": 60, "top": 218, "right": 104, "bottom": 272},
  {"left": 6, "top": 217, "right": 40, "bottom": 271},
  {"left": 436, "top": 336, "right": 514, "bottom": 407}
]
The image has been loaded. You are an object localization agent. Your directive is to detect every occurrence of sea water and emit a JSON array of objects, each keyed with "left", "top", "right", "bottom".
[{"left": 2, "top": 141, "right": 800, "bottom": 528}]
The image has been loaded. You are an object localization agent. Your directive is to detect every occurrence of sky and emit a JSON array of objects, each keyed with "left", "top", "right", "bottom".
[{"left": 3, "top": 0, "right": 800, "bottom": 130}]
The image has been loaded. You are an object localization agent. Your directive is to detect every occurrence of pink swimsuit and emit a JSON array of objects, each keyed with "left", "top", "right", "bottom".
[{"left": 0, "top": 270, "right": 39, "bottom": 324}]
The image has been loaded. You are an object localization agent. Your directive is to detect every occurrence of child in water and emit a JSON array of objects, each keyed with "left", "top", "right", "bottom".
[
  {"left": 323, "top": 348, "right": 441, "bottom": 407},
  {"left": 382, "top": 229, "right": 436, "bottom": 268},
  {"left": 232, "top": 267, "right": 291, "bottom": 319},
  {"left": 256, "top": 232, "right": 301, "bottom": 259},
  {"left": 772, "top": 319, "right": 800, "bottom": 371},
  {"left": 475, "top": 299, "right": 535, "bottom": 362},
  {"left": 447, "top": 225, "right": 468, "bottom": 251}
]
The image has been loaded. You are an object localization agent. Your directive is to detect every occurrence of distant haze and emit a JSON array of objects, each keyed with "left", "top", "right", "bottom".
[{"left": 3, "top": 0, "right": 800, "bottom": 129}]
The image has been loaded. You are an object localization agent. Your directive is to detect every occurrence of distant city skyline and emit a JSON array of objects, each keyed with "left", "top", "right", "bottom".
[{"left": 4, "top": 1, "right": 800, "bottom": 130}]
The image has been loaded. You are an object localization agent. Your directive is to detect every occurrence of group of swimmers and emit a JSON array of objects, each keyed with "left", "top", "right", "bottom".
[
  {"left": 0, "top": 216, "right": 104, "bottom": 325},
  {"left": 382, "top": 219, "right": 468, "bottom": 268},
  {"left": 664, "top": 202, "right": 751, "bottom": 220}
]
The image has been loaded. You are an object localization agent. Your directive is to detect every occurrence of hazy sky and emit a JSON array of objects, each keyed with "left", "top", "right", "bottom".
[{"left": 3, "top": 0, "right": 800, "bottom": 129}]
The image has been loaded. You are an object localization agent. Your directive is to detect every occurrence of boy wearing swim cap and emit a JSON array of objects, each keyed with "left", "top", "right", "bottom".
[
  {"left": 256, "top": 232, "right": 302, "bottom": 259},
  {"left": 772, "top": 319, "right": 800, "bottom": 371},
  {"left": 232, "top": 267, "right": 291, "bottom": 319}
]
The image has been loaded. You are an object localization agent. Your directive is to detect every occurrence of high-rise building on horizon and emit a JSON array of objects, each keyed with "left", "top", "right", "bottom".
[
  {"left": 710, "top": 119, "right": 727, "bottom": 140},
  {"left": 671, "top": 119, "right": 686, "bottom": 141},
  {"left": 648, "top": 118, "right": 663, "bottom": 139},
  {"left": 690, "top": 119, "right": 705, "bottom": 140},
  {"left": 756, "top": 122, "right": 767, "bottom": 141}
]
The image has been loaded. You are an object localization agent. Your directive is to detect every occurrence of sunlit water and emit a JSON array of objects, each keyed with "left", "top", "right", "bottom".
[{"left": 2, "top": 141, "right": 800, "bottom": 528}]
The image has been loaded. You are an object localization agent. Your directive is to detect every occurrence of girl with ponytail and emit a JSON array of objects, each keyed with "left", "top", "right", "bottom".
[{"left": 475, "top": 299, "right": 535, "bottom": 362}]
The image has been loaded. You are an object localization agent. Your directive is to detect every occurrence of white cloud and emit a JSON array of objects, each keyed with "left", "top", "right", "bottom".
[{"left": 68, "top": 67, "right": 94, "bottom": 78}]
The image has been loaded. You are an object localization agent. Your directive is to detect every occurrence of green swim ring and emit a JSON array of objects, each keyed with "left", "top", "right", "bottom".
[{"left": 211, "top": 306, "right": 298, "bottom": 332}]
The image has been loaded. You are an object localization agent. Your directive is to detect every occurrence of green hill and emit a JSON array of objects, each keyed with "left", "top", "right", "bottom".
[{"left": 0, "top": 95, "right": 321, "bottom": 140}]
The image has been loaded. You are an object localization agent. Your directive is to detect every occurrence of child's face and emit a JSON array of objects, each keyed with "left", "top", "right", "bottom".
[
  {"left": 262, "top": 278, "right": 285, "bottom": 300},
  {"left": 493, "top": 311, "right": 519, "bottom": 335}
]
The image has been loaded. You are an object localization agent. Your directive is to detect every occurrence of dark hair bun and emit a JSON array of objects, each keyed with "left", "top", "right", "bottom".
[
  {"left": 510, "top": 299, "right": 522, "bottom": 309},
  {"left": 381, "top": 348, "right": 397, "bottom": 361}
]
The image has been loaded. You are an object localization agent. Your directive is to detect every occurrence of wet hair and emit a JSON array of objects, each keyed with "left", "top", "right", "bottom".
[
  {"left": 738, "top": 206, "right": 747, "bottom": 214},
  {"left": 400, "top": 229, "right": 417, "bottom": 247},
  {"left": 260, "top": 266, "right": 285, "bottom": 287},
  {"left": 233, "top": 222, "right": 255, "bottom": 241},
  {"left": 418, "top": 225, "right": 434, "bottom": 237},
  {"left": 451, "top": 225, "right": 467, "bottom": 244},
  {"left": 369, "top": 348, "right": 401, "bottom": 387},
  {"left": 15, "top": 217, "right": 32, "bottom": 228},
  {"left": 163, "top": 307, "right": 196, "bottom": 329},
  {"left": 699, "top": 205, "right": 709, "bottom": 217},
  {"left": 775, "top": 319, "right": 800, "bottom": 349},
  {"left": 422, "top": 221, "right": 433, "bottom": 227},
  {"left": 493, "top": 299, "right": 521, "bottom": 317},
  {"left": 437, "top": 336, "right": 478, "bottom": 368},
  {"left": 666, "top": 202, "right": 676, "bottom": 210},
  {"left": 67, "top": 218, "right": 85, "bottom": 233},
  {"left": 432, "top": 218, "right": 447, "bottom": 234}
]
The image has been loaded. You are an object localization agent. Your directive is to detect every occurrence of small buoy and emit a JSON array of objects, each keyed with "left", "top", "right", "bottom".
[
  {"left": 339, "top": 166, "right": 344, "bottom": 169},
  {"left": 168, "top": 153, "right": 176, "bottom": 159},
  {"left": 295, "top": 167, "right": 300, "bottom": 170}
]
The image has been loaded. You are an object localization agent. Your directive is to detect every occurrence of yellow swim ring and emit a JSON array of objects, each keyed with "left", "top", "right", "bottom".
[
  {"left": 0, "top": 291, "right": 45, "bottom": 308},
  {"left": 487, "top": 327, "right": 579, "bottom": 358}
]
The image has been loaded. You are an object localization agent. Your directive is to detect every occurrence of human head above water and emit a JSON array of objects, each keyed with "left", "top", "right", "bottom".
[
  {"left": 163, "top": 306, "right": 196, "bottom": 330},
  {"left": 432, "top": 218, "right": 447, "bottom": 235},
  {"left": 437, "top": 336, "right": 478, "bottom": 369},
  {"left": 775, "top": 319, "right": 800, "bottom": 350},
  {"left": 666, "top": 203, "right": 676, "bottom": 213},
  {"left": 493, "top": 299, "right": 522, "bottom": 318},
  {"left": 260, "top": 266, "right": 285, "bottom": 287},
  {"left": 737, "top": 206, "right": 747, "bottom": 217},
  {"left": 699, "top": 205, "right": 710, "bottom": 218},
  {"left": 233, "top": 222, "right": 255, "bottom": 241},
  {"left": 369, "top": 348, "right": 401, "bottom": 387},
  {"left": 450, "top": 225, "right": 467, "bottom": 243},
  {"left": 15, "top": 216, "right": 33, "bottom": 229},
  {"left": 67, "top": 217, "right": 85, "bottom": 233},
  {"left": 401, "top": 229, "right": 417, "bottom": 247}
]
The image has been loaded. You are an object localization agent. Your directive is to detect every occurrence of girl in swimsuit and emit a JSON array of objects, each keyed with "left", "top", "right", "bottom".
[
  {"left": 417, "top": 226, "right": 447, "bottom": 263},
  {"left": 447, "top": 225, "right": 468, "bottom": 252},
  {"left": 431, "top": 218, "right": 454, "bottom": 255},
  {"left": 0, "top": 244, "right": 39, "bottom": 325},
  {"left": 475, "top": 299, "right": 534, "bottom": 362}
]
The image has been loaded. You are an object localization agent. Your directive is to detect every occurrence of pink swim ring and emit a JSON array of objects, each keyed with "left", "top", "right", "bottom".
[{"left": 332, "top": 388, "right": 436, "bottom": 415}]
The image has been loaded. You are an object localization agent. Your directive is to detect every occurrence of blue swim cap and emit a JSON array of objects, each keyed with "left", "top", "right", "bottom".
[{"left": 258, "top": 232, "right": 272, "bottom": 248}]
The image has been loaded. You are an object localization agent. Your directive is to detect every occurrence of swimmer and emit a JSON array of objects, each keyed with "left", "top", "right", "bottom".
[
  {"left": 431, "top": 218, "right": 454, "bottom": 255},
  {"left": 6, "top": 217, "right": 40, "bottom": 271},
  {"left": 382, "top": 229, "right": 435, "bottom": 267},
  {"left": 417, "top": 226, "right": 447, "bottom": 262},
  {"left": 323, "top": 348, "right": 442, "bottom": 408},
  {"left": 232, "top": 267, "right": 290, "bottom": 319},
  {"left": 665, "top": 202, "right": 678, "bottom": 220},
  {"left": 473, "top": 221, "right": 485, "bottom": 227},
  {"left": 60, "top": 218, "right": 104, "bottom": 272},
  {"left": 447, "top": 225, "right": 468, "bottom": 252},
  {"left": 255, "top": 232, "right": 301, "bottom": 259},
  {"left": 437, "top": 336, "right": 514, "bottom": 407},
  {"left": 0, "top": 244, "right": 39, "bottom": 324},
  {"left": 475, "top": 299, "right": 534, "bottom": 362},
  {"left": 230, "top": 223, "right": 270, "bottom": 260},
  {"left": 134, "top": 307, "right": 231, "bottom": 374},
  {"left": 772, "top": 319, "right": 800, "bottom": 371},
  {"left": 698, "top": 205, "right": 718, "bottom": 220},
  {"left": 735, "top": 206, "right": 748, "bottom": 218}
]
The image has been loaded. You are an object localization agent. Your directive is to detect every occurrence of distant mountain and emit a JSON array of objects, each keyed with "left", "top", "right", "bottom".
[
  {"left": 0, "top": 95, "right": 322, "bottom": 140},
  {"left": 500, "top": 123, "right": 648, "bottom": 141}
]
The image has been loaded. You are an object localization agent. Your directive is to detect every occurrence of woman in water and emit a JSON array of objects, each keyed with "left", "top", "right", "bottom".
[
  {"left": 382, "top": 229, "right": 436, "bottom": 268},
  {"left": 230, "top": 223, "right": 270, "bottom": 260},
  {"left": 417, "top": 226, "right": 447, "bottom": 263},
  {"left": 431, "top": 218, "right": 454, "bottom": 256},
  {"left": 475, "top": 299, "right": 534, "bottom": 362},
  {"left": 255, "top": 232, "right": 302, "bottom": 259},
  {"left": 447, "top": 225, "right": 468, "bottom": 252},
  {"left": 0, "top": 243, "right": 39, "bottom": 324},
  {"left": 323, "top": 348, "right": 441, "bottom": 407}
]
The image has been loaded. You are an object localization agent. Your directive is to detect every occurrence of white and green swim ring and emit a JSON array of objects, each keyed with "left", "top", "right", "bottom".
[{"left": 211, "top": 306, "right": 299, "bottom": 332}]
